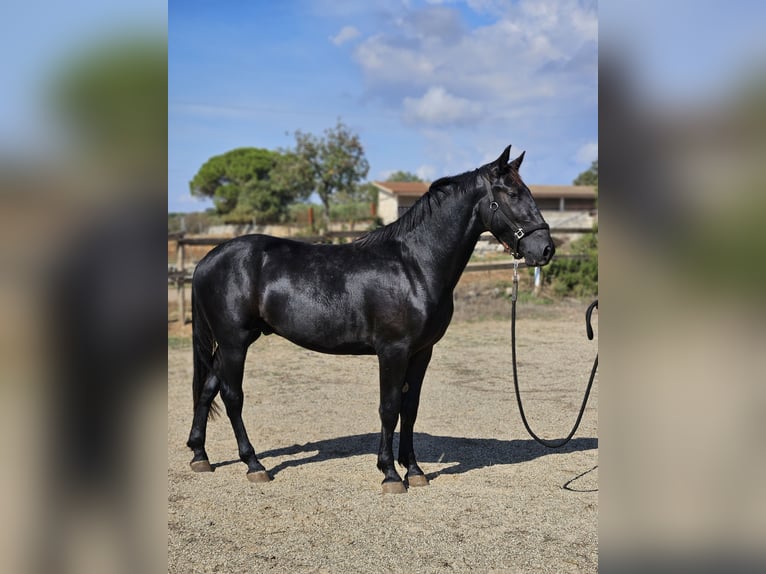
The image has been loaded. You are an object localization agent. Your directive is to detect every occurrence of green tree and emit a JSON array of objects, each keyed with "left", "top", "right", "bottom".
[
  {"left": 331, "top": 181, "right": 380, "bottom": 229},
  {"left": 189, "top": 147, "right": 304, "bottom": 222},
  {"left": 573, "top": 160, "right": 598, "bottom": 186},
  {"left": 386, "top": 170, "right": 422, "bottom": 182},
  {"left": 282, "top": 119, "right": 370, "bottom": 230},
  {"left": 545, "top": 232, "right": 598, "bottom": 297},
  {"left": 545, "top": 158, "right": 598, "bottom": 298},
  {"left": 267, "top": 150, "right": 316, "bottom": 213}
]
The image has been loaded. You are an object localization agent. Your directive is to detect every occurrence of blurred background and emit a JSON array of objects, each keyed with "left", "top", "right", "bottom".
[
  {"left": 0, "top": 1, "right": 166, "bottom": 573},
  {"left": 600, "top": 0, "right": 766, "bottom": 571}
]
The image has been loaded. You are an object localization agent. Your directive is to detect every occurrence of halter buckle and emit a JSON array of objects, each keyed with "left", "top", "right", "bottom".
[
  {"left": 514, "top": 228, "right": 525, "bottom": 240},
  {"left": 489, "top": 201, "right": 499, "bottom": 211}
]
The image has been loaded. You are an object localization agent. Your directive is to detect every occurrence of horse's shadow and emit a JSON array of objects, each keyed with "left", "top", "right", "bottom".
[{"left": 213, "top": 433, "right": 597, "bottom": 481}]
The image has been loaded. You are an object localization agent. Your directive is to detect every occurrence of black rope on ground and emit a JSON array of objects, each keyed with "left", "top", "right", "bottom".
[
  {"left": 562, "top": 464, "right": 599, "bottom": 492},
  {"left": 510, "top": 268, "right": 598, "bottom": 449}
]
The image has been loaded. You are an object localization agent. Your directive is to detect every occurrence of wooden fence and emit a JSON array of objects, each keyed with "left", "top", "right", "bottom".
[{"left": 168, "top": 229, "right": 594, "bottom": 323}]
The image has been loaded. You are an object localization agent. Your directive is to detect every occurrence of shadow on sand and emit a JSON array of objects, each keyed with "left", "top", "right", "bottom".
[{"left": 211, "top": 433, "right": 597, "bottom": 482}]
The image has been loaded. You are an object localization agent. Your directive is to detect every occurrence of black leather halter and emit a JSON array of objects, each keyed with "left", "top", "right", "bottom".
[{"left": 485, "top": 184, "right": 549, "bottom": 259}]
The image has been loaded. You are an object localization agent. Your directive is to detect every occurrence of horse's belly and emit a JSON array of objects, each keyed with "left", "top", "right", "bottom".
[
  {"left": 282, "top": 334, "right": 375, "bottom": 355},
  {"left": 261, "top": 294, "right": 375, "bottom": 355},
  {"left": 273, "top": 322, "right": 376, "bottom": 355}
]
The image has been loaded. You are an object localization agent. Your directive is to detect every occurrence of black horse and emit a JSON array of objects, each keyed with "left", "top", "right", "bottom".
[{"left": 187, "top": 145, "right": 554, "bottom": 493}]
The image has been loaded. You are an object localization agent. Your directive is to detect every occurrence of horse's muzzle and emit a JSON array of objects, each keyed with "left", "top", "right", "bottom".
[{"left": 524, "top": 239, "right": 555, "bottom": 267}]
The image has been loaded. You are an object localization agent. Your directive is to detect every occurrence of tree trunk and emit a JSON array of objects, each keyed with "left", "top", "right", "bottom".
[{"left": 321, "top": 199, "right": 331, "bottom": 234}]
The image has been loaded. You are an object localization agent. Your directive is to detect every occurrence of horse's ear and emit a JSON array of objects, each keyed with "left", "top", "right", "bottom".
[
  {"left": 510, "top": 151, "right": 525, "bottom": 170},
  {"left": 494, "top": 145, "right": 512, "bottom": 172}
]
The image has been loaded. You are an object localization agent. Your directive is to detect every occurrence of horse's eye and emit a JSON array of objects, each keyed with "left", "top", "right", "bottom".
[{"left": 506, "top": 190, "right": 518, "bottom": 200}]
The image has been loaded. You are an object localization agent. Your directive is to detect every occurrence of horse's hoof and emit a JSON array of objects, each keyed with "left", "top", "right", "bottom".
[
  {"left": 406, "top": 474, "right": 429, "bottom": 487},
  {"left": 190, "top": 459, "right": 213, "bottom": 473},
  {"left": 382, "top": 480, "right": 407, "bottom": 494},
  {"left": 246, "top": 470, "right": 272, "bottom": 483}
]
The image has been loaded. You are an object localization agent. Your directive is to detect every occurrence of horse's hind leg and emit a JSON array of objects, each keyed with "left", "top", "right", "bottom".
[
  {"left": 187, "top": 371, "right": 220, "bottom": 472},
  {"left": 398, "top": 346, "right": 433, "bottom": 487},
  {"left": 217, "top": 337, "right": 271, "bottom": 483}
]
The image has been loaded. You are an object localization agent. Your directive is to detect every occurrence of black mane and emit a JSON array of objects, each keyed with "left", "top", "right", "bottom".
[{"left": 355, "top": 167, "right": 483, "bottom": 247}]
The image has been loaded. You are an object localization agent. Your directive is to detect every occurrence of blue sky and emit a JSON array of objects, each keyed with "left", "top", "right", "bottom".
[{"left": 171, "top": 0, "right": 598, "bottom": 212}]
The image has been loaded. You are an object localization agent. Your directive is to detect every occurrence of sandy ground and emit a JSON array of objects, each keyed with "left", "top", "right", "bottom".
[{"left": 168, "top": 298, "right": 598, "bottom": 573}]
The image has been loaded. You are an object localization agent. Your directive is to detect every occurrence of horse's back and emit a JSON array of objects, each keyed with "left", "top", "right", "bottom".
[
  {"left": 192, "top": 235, "right": 396, "bottom": 353},
  {"left": 192, "top": 233, "right": 451, "bottom": 355}
]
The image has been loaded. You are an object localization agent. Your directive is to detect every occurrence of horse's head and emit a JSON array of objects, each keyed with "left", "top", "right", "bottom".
[{"left": 481, "top": 145, "right": 555, "bottom": 266}]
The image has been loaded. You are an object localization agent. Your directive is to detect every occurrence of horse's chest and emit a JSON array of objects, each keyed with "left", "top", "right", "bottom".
[
  {"left": 395, "top": 296, "right": 453, "bottom": 349},
  {"left": 423, "top": 297, "right": 454, "bottom": 341}
]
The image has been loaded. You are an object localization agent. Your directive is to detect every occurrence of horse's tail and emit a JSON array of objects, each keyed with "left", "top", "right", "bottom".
[{"left": 191, "top": 287, "right": 220, "bottom": 419}]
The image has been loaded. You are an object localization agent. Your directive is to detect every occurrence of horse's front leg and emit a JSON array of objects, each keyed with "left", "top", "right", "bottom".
[
  {"left": 398, "top": 346, "right": 433, "bottom": 487},
  {"left": 376, "top": 347, "right": 409, "bottom": 494}
]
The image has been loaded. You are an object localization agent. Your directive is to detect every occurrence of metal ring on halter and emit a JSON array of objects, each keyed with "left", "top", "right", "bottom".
[{"left": 489, "top": 201, "right": 499, "bottom": 211}]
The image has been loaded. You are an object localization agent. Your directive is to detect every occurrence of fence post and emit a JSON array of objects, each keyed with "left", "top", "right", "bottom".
[
  {"left": 533, "top": 266, "right": 543, "bottom": 296},
  {"left": 176, "top": 239, "right": 185, "bottom": 323}
]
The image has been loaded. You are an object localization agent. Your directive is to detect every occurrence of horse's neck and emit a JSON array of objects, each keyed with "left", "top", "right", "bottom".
[{"left": 406, "top": 188, "right": 485, "bottom": 295}]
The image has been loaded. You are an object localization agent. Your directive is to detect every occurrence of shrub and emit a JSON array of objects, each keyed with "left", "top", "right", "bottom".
[{"left": 545, "top": 232, "right": 598, "bottom": 297}]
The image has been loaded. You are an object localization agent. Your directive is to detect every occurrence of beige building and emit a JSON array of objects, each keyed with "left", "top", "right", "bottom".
[{"left": 373, "top": 181, "right": 597, "bottom": 225}]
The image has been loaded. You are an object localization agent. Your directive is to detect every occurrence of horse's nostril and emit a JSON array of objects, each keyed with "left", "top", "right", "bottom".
[{"left": 543, "top": 244, "right": 552, "bottom": 259}]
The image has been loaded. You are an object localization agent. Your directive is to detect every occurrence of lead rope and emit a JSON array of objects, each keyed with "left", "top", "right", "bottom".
[{"left": 510, "top": 262, "right": 598, "bottom": 448}]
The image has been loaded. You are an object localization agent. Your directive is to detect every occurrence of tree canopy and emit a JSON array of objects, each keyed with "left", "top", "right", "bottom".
[
  {"left": 282, "top": 119, "right": 370, "bottom": 228},
  {"left": 187, "top": 120, "right": 370, "bottom": 227},
  {"left": 573, "top": 160, "right": 598, "bottom": 186},
  {"left": 386, "top": 170, "right": 423, "bottom": 182},
  {"left": 189, "top": 147, "right": 306, "bottom": 222}
]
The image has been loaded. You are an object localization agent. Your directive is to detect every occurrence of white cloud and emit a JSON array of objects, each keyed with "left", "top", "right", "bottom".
[
  {"left": 352, "top": 0, "right": 597, "bottom": 113},
  {"left": 575, "top": 141, "right": 598, "bottom": 164},
  {"left": 402, "top": 86, "right": 483, "bottom": 126},
  {"left": 354, "top": 33, "right": 435, "bottom": 81},
  {"left": 330, "top": 25, "right": 361, "bottom": 46},
  {"left": 345, "top": 0, "right": 596, "bottom": 184}
]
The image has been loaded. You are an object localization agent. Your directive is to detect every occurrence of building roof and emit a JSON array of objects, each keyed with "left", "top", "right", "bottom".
[
  {"left": 373, "top": 181, "right": 430, "bottom": 196},
  {"left": 373, "top": 181, "right": 596, "bottom": 199}
]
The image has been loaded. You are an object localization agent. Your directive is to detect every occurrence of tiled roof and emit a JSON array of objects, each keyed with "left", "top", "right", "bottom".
[{"left": 372, "top": 181, "right": 430, "bottom": 196}]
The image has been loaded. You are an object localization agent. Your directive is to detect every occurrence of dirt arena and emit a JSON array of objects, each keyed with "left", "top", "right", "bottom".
[{"left": 168, "top": 291, "right": 598, "bottom": 573}]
